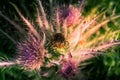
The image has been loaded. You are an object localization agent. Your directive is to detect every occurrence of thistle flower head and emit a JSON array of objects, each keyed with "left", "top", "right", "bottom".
[
  {"left": 1, "top": 0, "right": 120, "bottom": 79},
  {"left": 58, "top": 53, "right": 78, "bottom": 79},
  {"left": 58, "top": 5, "right": 81, "bottom": 27},
  {"left": 16, "top": 32, "right": 46, "bottom": 70}
]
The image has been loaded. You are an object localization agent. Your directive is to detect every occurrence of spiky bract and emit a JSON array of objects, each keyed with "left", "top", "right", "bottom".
[{"left": 16, "top": 32, "right": 45, "bottom": 70}]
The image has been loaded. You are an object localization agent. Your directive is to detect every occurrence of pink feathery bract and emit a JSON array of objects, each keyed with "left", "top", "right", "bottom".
[{"left": 59, "top": 5, "right": 81, "bottom": 27}]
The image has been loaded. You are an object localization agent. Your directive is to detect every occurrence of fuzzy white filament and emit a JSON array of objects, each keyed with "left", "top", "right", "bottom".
[{"left": 0, "top": 61, "right": 15, "bottom": 66}]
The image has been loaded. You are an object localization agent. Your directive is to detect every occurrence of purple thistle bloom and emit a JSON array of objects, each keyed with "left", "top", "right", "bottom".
[
  {"left": 58, "top": 53, "right": 78, "bottom": 79},
  {"left": 58, "top": 5, "right": 82, "bottom": 27},
  {"left": 16, "top": 32, "right": 46, "bottom": 70},
  {"left": 0, "top": 0, "right": 120, "bottom": 79}
]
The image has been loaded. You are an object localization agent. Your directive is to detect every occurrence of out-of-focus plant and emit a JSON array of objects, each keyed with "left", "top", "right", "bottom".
[{"left": 0, "top": 0, "right": 120, "bottom": 80}]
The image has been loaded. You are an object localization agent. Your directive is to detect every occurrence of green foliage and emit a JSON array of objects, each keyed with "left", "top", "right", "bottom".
[{"left": 80, "top": 47, "right": 120, "bottom": 80}]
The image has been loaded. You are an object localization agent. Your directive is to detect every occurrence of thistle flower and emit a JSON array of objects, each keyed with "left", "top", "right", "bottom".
[
  {"left": 0, "top": 0, "right": 120, "bottom": 79},
  {"left": 58, "top": 53, "right": 78, "bottom": 79},
  {"left": 57, "top": 41, "right": 120, "bottom": 79},
  {"left": 16, "top": 32, "right": 46, "bottom": 70},
  {"left": 58, "top": 5, "right": 81, "bottom": 27},
  {"left": 45, "top": 2, "right": 85, "bottom": 53}
]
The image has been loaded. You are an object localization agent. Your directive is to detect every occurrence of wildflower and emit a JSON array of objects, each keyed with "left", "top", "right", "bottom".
[
  {"left": 57, "top": 41, "right": 120, "bottom": 79},
  {"left": 58, "top": 53, "right": 78, "bottom": 79},
  {"left": 16, "top": 32, "right": 46, "bottom": 70},
  {"left": 58, "top": 5, "right": 81, "bottom": 27},
  {"left": 0, "top": 0, "right": 120, "bottom": 79}
]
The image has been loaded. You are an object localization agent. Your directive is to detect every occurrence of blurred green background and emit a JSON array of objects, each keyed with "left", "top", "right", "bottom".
[{"left": 0, "top": 0, "right": 120, "bottom": 80}]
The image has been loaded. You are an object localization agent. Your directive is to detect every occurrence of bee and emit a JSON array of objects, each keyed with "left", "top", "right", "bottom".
[{"left": 51, "top": 33, "right": 69, "bottom": 49}]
